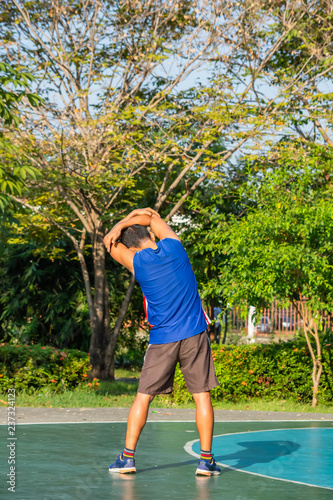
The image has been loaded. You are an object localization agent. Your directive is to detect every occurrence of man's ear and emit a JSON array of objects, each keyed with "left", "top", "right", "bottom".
[{"left": 148, "top": 229, "right": 156, "bottom": 241}]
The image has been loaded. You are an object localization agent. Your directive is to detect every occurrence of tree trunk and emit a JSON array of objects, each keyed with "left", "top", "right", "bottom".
[
  {"left": 89, "top": 226, "right": 111, "bottom": 379},
  {"left": 72, "top": 222, "right": 135, "bottom": 381},
  {"left": 222, "top": 310, "right": 228, "bottom": 344},
  {"left": 312, "top": 359, "right": 323, "bottom": 407},
  {"left": 298, "top": 300, "right": 323, "bottom": 407},
  {"left": 68, "top": 215, "right": 136, "bottom": 381},
  {"left": 102, "top": 274, "right": 136, "bottom": 380},
  {"left": 207, "top": 261, "right": 214, "bottom": 342},
  {"left": 310, "top": 321, "right": 323, "bottom": 407}
]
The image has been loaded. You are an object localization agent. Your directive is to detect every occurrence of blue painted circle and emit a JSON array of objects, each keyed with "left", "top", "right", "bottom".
[{"left": 192, "top": 428, "right": 333, "bottom": 489}]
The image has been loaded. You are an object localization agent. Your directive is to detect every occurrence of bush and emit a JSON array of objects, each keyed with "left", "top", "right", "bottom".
[
  {"left": 172, "top": 337, "right": 333, "bottom": 405},
  {"left": 0, "top": 343, "right": 93, "bottom": 393},
  {"left": 1, "top": 337, "right": 332, "bottom": 405},
  {"left": 115, "top": 329, "right": 148, "bottom": 369}
]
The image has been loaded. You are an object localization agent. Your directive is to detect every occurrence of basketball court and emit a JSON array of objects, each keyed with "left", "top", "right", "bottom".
[{"left": 1, "top": 412, "right": 332, "bottom": 500}]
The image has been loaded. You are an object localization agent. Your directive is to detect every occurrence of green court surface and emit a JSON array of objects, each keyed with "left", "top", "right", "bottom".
[{"left": 1, "top": 420, "right": 333, "bottom": 500}]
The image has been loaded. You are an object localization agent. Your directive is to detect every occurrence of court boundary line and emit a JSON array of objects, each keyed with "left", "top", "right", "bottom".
[
  {"left": 1, "top": 419, "right": 332, "bottom": 426},
  {"left": 0, "top": 419, "right": 332, "bottom": 426},
  {"left": 184, "top": 427, "right": 333, "bottom": 491}
]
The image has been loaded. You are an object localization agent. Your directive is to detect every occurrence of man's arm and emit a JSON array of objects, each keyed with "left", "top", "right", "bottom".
[
  {"left": 103, "top": 215, "right": 152, "bottom": 274},
  {"left": 104, "top": 214, "right": 154, "bottom": 251},
  {"left": 107, "top": 241, "right": 136, "bottom": 274},
  {"left": 149, "top": 216, "right": 180, "bottom": 242},
  {"left": 104, "top": 208, "right": 180, "bottom": 248},
  {"left": 103, "top": 208, "right": 180, "bottom": 272},
  {"left": 121, "top": 207, "right": 159, "bottom": 223},
  {"left": 112, "top": 210, "right": 181, "bottom": 242}
]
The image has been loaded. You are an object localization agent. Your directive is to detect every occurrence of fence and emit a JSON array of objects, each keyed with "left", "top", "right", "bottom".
[{"left": 226, "top": 302, "right": 333, "bottom": 336}]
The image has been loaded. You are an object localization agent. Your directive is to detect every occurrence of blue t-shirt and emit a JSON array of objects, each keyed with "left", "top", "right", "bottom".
[{"left": 133, "top": 238, "right": 209, "bottom": 344}]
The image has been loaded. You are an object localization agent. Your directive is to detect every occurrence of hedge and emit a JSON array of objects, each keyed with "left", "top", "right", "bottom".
[
  {"left": 0, "top": 344, "right": 93, "bottom": 393},
  {"left": 172, "top": 337, "right": 333, "bottom": 404},
  {"left": 1, "top": 338, "right": 332, "bottom": 404}
]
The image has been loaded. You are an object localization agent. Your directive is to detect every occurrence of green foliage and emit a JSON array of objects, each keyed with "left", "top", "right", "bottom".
[
  {"left": 115, "top": 329, "right": 148, "bottom": 369},
  {"left": 0, "top": 62, "right": 41, "bottom": 126},
  {"left": 0, "top": 62, "right": 41, "bottom": 210},
  {"left": 172, "top": 338, "right": 333, "bottom": 404},
  {"left": 0, "top": 344, "right": 94, "bottom": 393},
  {"left": 0, "top": 227, "right": 92, "bottom": 349},
  {"left": 0, "top": 1, "right": 230, "bottom": 378},
  {"left": 204, "top": 141, "right": 333, "bottom": 319},
  {"left": 179, "top": 175, "right": 248, "bottom": 319}
]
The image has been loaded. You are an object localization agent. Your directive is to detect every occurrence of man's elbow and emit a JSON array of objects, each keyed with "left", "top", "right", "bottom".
[
  {"left": 104, "top": 235, "right": 115, "bottom": 255},
  {"left": 103, "top": 237, "right": 109, "bottom": 252}
]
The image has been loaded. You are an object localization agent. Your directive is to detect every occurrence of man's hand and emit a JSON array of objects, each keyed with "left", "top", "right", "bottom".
[
  {"left": 124, "top": 207, "right": 160, "bottom": 220},
  {"left": 103, "top": 226, "right": 117, "bottom": 253},
  {"left": 103, "top": 225, "right": 136, "bottom": 274},
  {"left": 103, "top": 224, "right": 123, "bottom": 252}
]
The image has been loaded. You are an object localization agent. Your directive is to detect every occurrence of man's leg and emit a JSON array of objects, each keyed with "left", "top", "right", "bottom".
[
  {"left": 192, "top": 391, "right": 214, "bottom": 451},
  {"left": 125, "top": 392, "right": 154, "bottom": 449},
  {"left": 109, "top": 392, "right": 154, "bottom": 473},
  {"left": 192, "top": 391, "right": 221, "bottom": 476}
]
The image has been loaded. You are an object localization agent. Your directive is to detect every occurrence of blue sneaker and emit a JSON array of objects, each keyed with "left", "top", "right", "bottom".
[
  {"left": 196, "top": 456, "right": 221, "bottom": 476},
  {"left": 109, "top": 454, "right": 136, "bottom": 474}
]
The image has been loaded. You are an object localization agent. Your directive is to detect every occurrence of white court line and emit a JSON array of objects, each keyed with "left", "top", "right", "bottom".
[
  {"left": 184, "top": 427, "right": 333, "bottom": 491},
  {"left": 0, "top": 419, "right": 332, "bottom": 426}
]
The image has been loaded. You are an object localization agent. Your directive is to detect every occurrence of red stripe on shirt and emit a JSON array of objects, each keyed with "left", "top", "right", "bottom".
[
  {"left": 143, "top": 294, "right": 154, "bottom": 328},
  {"left": 202, "top": 307, "right": 211, "bottom": 325}
]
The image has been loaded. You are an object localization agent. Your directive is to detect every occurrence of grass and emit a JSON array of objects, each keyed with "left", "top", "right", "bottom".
[
  {"left": 7, "top": 389, "right": 333, "bottom": 413},
  {"left": 1, "top": 367, "right": 333, "bottom": 413},
  {"left": 212, "top": 399, "right": 333, "bottom": 414},
  {"left": 11, "top": 386, "right": 138, "bottom": 408},
  {"left": 114, "top": 367, "right": 141, "bottom": 379}
]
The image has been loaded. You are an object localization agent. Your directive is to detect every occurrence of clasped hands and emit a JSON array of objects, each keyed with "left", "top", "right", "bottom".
[{"left": 104, "top": 207, "right": 160, "bottom": 250}]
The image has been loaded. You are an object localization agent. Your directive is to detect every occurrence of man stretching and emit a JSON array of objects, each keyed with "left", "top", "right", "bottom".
[{"left": 103, "top": 208, "right": 220, "bottom": 476}]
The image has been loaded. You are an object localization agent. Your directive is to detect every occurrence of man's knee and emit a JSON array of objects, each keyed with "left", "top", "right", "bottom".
[
  {"left": 135, "top": 392, "right": 155, "bottom": 405},
  {"left": 192, "top": 391, "right": 212, "bottom": 405}
]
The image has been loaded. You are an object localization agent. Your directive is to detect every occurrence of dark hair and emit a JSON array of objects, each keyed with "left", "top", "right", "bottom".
[{"left": 120, "top": 224, "right": 151, "bottom": 248}]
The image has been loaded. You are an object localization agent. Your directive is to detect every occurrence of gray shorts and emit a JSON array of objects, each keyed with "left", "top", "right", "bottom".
[{"left": 138, "top": 330, "right": 219, "bottom": 396}]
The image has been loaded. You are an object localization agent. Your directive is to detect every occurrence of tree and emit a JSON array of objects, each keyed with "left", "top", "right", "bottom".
[
  {"left": 198, "top": 0, "right": 333, "bottom": 404},
  {"left": 0, "top": 211, "right": 147, "bottom": 350},
  {"left": 204, "top": 140, "right": 333, "bottom": 406},
  {"left": 0, "top": 0, "right": 225, "bottom": 378},
  {"left": 1, "top": 0, "right": 330, "bottom": 379}
]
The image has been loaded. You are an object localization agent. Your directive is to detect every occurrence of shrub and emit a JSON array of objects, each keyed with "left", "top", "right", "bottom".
[
  {"left": 172, "top": 337, "right": 333, "bottom": 405},
  {"left": 1, "top": 337, "right": 332, "bottom": 405},
  {"left": 0, "top": 344, "right": 92, "bottom": 393},
  {"left": 115, "top": 329, "right": 148, "bottom": 369}
]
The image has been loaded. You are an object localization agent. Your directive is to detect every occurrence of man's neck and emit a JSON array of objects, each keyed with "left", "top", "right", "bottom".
[{"left": 137, "top": 239, "right": 158, "bottom": 251}]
